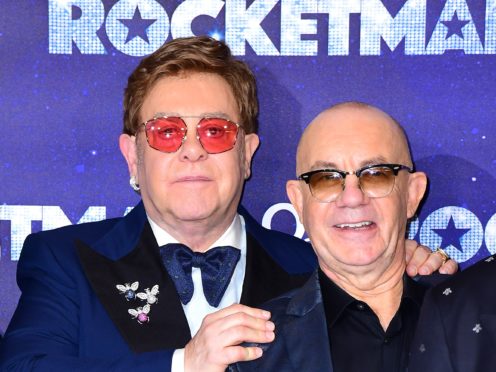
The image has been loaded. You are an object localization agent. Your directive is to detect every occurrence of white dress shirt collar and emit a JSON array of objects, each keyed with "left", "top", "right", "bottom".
[
  {"left": 148, "top": 214, "right": 244, "bottom": 252},
  {"left": 147, "top": 214, "right": 247, "bottom": 336}
]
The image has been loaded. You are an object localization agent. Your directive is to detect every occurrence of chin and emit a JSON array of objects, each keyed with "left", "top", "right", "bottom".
[
  {"left": 171, "top": 205, "right": 217, "bottom": 221},
  {"left": 339, "top": 249, "right": 385, "bottom": 267}
]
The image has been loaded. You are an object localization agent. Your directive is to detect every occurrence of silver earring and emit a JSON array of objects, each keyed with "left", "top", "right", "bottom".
[{"left": 130, "top": 176, "right": 140, "bottom": 192}]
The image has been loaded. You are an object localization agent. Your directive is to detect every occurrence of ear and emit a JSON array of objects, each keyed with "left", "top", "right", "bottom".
[
  {"left": 286, "top": 180, "right": 305, "bottom": 224},
  {"left": 406, "top": 171, "right": 427, "bottom": 218},
  {"left": 242, "top": 133, "right": 260, "bottom": 179},
  {"left": 119, "top": 134, "right": 139, "bottom": 181}
]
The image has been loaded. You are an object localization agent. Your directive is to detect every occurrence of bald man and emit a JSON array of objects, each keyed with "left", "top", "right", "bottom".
[{"left": 232, "top": 102, "right": 441, "bottom": 372}]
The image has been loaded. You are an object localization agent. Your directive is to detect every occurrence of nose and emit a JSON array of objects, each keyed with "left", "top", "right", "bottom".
[
  {"left": 178, "top": 127, "right": 208, "bottom": 162},
  {"left": 334, "top": 174, "right": 368, "bottom": 208}
]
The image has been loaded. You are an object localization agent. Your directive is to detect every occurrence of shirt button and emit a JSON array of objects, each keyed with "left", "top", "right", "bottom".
[
  {"left": 356, "top": 303, "right": 365, "bottom": 310},
  {"left": 384, "top": 338, "right": 390, "bottom": 344}
]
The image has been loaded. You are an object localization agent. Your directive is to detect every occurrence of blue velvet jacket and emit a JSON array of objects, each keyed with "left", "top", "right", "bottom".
[{"left": 0, "top": 202, "right": 316, "bottom": 371}]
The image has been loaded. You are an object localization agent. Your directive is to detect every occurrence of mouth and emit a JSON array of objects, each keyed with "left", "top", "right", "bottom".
[
  {"left": 334, "top": 221, "right": 374, "bottom": 230},
  {"left": 175, "top": 176, "right": 211, "bottom": 182},
  {"left": 174, "top": 176, "right": 212, "bottom": 185}
]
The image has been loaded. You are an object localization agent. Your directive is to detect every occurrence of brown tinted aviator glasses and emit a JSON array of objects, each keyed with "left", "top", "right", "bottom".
[{"left": 298, "top": 163, "right": 414, "bottom": 202}]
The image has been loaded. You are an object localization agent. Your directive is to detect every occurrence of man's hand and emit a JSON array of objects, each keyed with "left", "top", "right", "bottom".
[
  {"left": 184, "top": 304, "right": 275, "bottom": 372},
  {"left": 405, "top": 239, "right": 458, "bottom": 276}
]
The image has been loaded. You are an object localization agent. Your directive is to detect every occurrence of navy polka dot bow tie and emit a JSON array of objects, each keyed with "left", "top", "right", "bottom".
[{"left": 160, "top": 243, "right": 241, "bottom": 307}]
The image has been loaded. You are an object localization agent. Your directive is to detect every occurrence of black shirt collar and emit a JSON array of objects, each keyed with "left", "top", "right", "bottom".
[{"left": 318, "top": 267, "right": 426, "bottom": 328}]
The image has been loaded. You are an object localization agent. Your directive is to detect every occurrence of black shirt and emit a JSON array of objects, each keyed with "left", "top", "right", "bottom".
[{"left": 318, "top": 269, "right": 426, "bottom": 372}]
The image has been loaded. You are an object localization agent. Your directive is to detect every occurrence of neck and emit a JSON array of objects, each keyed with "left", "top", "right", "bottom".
[{"left": 321, "top": 257, "right": 405, "bottom": 331}]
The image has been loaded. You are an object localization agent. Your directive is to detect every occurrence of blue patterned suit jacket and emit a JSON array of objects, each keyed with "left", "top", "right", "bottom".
[
  {"left": 0, "top": 202, "right": 316, "bottom": 371},
  {"left": 409, "top": 253, "right": 496, "bottom": 372}
]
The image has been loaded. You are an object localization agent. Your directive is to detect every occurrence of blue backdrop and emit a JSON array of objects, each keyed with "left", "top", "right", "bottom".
[{"left": 1, "top": 0, "right": 496, "bottom": 333}]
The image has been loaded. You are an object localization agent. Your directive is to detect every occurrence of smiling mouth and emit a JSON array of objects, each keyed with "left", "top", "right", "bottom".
[{"left": 335, "top": 221, "right": 374, "bottom": 229}]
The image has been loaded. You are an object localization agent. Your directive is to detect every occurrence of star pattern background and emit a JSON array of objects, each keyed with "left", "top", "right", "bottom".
[
  {"left": 433, "top": 217, "right": 471, "bottom": 252},
  {"left": 119, "top": 7, "right": 157, "bottom": 44},
  {"left": 442, "top": 11, "right": 471, "bottom": 39}
]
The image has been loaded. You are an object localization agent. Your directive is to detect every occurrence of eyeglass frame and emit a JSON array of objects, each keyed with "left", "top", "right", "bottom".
[
  {"left": 137, "top": 115, "right": 242, "bottom": 154},
  {"left": 297, "top": 163, "right": 415, "bottom": 202}
]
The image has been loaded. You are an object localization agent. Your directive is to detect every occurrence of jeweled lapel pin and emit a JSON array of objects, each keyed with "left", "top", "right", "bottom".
[
  {"left": 137, "top": 284, "right": 159, "bottom": 304},
  {"left": 116, "top": 281, "right": 139, "bottom": 301},
  {"left": 116, "top": 281, "right": 160, "bottom": 324},
  {"left": 128, "top": 304, "right": 150, "bottom": 324}
]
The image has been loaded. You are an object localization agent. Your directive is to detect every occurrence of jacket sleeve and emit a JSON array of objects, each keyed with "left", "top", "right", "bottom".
[{"left": 0, "top": 233, "right": 173, "bottom": 372}]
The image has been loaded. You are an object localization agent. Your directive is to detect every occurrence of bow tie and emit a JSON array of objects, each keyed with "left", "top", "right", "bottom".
[{"left": 160, "top": 243, "right": 241, "bottom": 307}]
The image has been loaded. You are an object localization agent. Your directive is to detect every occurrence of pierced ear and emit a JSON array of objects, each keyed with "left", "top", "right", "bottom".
[
  {"left": 119, "top": 134, "right": 138, "bottom": 179},
  {"left": 242, "top": 134, "right": 260, "bottom": 179},
  {"left": 406, "top": 171, "right": 427, "bottom": 218},
  {"left": 286, "top": 180, "right": 305, "bottom": 224}
]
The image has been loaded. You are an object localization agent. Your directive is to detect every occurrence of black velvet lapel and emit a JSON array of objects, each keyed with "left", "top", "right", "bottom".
[
  {"left": 240, "top": 233, "right": 310, "bottom": 307},
  {"left": 76, "top": 222, "right": 191, "bottom": 353}
]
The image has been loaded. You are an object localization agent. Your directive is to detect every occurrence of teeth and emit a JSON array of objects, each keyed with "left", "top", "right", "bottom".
[{"left": 336, "top": 221, "right": 372, "bottom": 228}]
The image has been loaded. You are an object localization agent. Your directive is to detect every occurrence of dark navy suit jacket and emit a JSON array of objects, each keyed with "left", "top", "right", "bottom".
[
  {"left": 232, "top": 271, "right": 334, "bottom": 372},
  {"left": 409, "top": 253, "right": 496, "bottom": 372},
  {"left": 0, "top": 202, "right": 316, "bottom": 371}
]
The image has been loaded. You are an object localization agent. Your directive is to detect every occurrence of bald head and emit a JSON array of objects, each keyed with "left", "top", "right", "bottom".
[{"left": 296, "top": 102, "right": 412, "bottom": 175}]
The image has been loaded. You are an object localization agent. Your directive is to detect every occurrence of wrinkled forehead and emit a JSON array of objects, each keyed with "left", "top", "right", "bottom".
[{"left": 296, "top": 106, "right": 411, "bottom": 172}]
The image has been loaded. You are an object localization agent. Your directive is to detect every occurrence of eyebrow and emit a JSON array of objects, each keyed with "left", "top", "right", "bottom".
[
  {"left": 154, "top": 111, "right": 180, "bottom": 117},
  {"left": 309, "top": 156, "right": 390, "bottom": 171},
  {"left": 153, "top": 112, "right": 232, "bottom": 120}
]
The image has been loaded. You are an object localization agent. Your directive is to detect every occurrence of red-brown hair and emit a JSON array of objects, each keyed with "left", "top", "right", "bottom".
[{"left": 123, "top": 36, "right": 258, "bottom": 135}]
